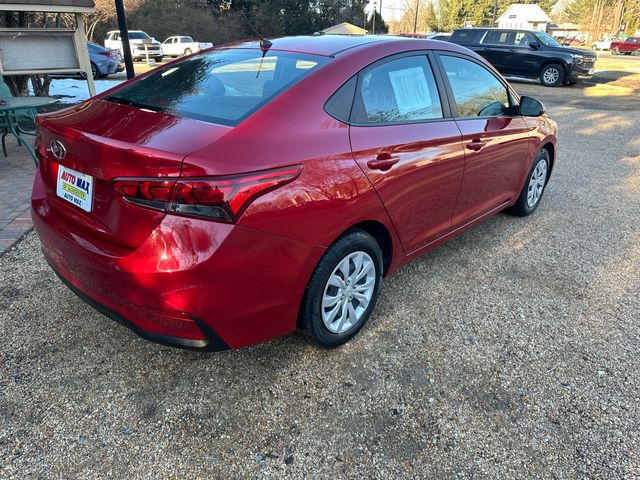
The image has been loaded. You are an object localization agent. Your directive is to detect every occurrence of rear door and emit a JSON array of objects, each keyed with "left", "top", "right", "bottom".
[
  {"left": 435, "top": 53, "right": 533, "bottom": 226},
  {"left": 478, "top": 30, "right": 516, "bottom": 75},
  {"left": 349, "top": 53, "right": 466, "bottom": 253}
]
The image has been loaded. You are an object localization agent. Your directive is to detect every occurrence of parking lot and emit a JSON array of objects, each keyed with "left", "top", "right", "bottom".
[{"left": 1, "top": 77, "right": 639, "bottom": 478}]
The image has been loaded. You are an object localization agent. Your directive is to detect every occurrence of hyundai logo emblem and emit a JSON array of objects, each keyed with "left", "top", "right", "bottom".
[{"left": 49, "top": 139, "right": 66, "bottom": 161}]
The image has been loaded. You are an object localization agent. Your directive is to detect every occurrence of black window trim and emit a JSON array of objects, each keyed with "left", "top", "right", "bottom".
[
  {"left": 323, "top": 50, "right": 454, "bottom": 127},
  {"left": 432, "top": 50, "right": 521, "bottom": 122}
]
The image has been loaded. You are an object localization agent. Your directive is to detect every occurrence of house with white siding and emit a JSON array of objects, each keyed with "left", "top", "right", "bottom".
[{"left": 498, "top": 4, "right": 552, "bottom": 31}]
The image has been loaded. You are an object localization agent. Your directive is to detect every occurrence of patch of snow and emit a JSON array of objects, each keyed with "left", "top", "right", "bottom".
[{"left": 29, "top": 78, "right": 124, "bottom": 104}]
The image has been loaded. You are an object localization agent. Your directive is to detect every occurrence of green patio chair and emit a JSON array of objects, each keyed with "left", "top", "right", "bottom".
[{"left": 0, "top": 76, "right": 37, "bottom": 157}]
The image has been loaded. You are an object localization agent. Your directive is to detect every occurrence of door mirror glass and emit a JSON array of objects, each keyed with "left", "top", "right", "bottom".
[
  {"left": 519, "top": 96, "right": 545, "bottom": 116},
  {"left": 529, "top": 41, "right": 541, "bottom": 49}
]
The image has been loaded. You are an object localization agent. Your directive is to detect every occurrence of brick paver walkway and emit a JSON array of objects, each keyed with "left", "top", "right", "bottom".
[{"left": 0, "top": 138, "right": 36, "bottom": 255}]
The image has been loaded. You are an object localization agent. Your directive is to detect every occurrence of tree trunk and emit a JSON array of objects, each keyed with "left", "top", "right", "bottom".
[{"left": 30, "top": 74, "right": 52, "bottom": 96}]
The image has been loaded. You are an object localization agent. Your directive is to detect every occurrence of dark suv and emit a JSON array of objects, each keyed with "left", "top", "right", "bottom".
[{"left": 449, "top": 28, "right": 597, "bottom": 87}]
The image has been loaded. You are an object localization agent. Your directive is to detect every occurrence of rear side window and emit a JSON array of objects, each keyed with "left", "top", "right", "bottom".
[
  {"left": 352, "top": 56, "right": 443, "bottom": 125},
  {"left": 324, "top": 76, "right": 356, "bottom": 123},
  {"left": 482, "top": 31, "right": 514, "bottom": 45},
  {"left": 105, "top": 49, "right": 329, "bottom": 126},
  {"left": 441, "top": 55, "right": 510, "bottom": 118}
]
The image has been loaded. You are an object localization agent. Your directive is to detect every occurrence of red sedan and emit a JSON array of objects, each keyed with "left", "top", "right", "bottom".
[{"left": 32, "top": 35, "right": 557, "bottom": 351}]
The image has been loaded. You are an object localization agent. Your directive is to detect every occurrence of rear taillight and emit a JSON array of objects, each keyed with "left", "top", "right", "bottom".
[
  {"left": 113, "top": 165, "right": 302, "bottom": 223},
  {"left": 99, "top": 51, "right": 115, "bottom": 58}
]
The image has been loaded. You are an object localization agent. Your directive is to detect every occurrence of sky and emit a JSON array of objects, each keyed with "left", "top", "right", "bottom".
[{"left": 366, "top": 0, "right": 411, "bottom": 22}]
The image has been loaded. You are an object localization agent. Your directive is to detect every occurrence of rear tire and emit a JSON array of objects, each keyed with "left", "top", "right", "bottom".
[
  {"left": 611, "top": 47, "right": 619, "bottom": 55},
  {"left": 299, "top": 230, "right": 383, "bottom": 348},
  {"left": 540, "top": 64, "right": 564, "bottom": 87},
  {"left": 506, "top": 149, "right": 550, "bottom": 217},
  {"left": 80, "top": 62, "right": 100, "bottom": 80},
  {"left": 184, "top": 48, "right": 192, "bottom": 55}
]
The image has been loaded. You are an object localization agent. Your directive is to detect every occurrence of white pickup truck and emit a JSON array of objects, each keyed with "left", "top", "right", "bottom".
[
  {"left": 105, "top": 30, "right": 163, "bottom": 62},
  {"left": 161, "top": 36, "right": 213, "bottom": 57}
]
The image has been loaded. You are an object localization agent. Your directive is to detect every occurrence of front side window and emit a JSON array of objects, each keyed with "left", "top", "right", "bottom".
[
  {"left": 353, "top": 56, "right": 443, "bottom": 124},
  {"left": 441, "top": 55, "right": 510, "bottom": 118},
  {"left": 514, "top": 32, "right": 536, "bottom": 47},
  {"left": 105, "top": 49, "right": 328, "bottom": 126}
]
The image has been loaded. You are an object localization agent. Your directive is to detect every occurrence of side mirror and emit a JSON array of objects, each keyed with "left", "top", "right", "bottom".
[
  {"left": 519, "top": 96, "right": 545, "bottom": 117},
  {"left": 529, "top": 41, "right": 541, "bottom": 49}
]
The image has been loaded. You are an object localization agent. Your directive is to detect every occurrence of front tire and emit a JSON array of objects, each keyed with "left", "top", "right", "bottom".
[
  {"left": 611, "top": 47, "right": 619, "bottom": 55},
  {"left": 540, "top": 64, "right": 564, "bottom": 87},
  {"left": 299, "top": 230, "right": 383, "bottom": 348},
  {"left": 506, "top": 149, "right": 550, "bottom": 217}
]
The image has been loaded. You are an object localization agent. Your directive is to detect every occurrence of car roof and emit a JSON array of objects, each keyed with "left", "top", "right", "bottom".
[
  {"left": 224, "top": 34, "right": 461, "bottom": 57},
  {"left": 454, "top": 27, "right": 541, "bottom": 33}
]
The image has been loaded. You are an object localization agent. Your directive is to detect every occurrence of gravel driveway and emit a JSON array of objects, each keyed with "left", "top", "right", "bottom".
[{"left": 1, "top": 82, "right": 639, "bottom": 479}]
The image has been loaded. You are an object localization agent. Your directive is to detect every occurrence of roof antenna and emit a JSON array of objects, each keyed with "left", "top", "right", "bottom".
[{"left": 239, "top": 8, "right": 272, "bottom": 78}]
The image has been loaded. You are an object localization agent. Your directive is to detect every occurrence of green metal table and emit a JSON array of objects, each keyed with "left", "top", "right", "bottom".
[{"left": 0, "top": 96, "right": 56, "bottom": 166}]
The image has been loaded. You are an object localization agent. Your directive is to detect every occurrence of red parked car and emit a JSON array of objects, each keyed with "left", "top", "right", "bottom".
[
  {"left": 32, "top": 35, "right": 557, "bottom": 351},
  {"left": 610, "top": 37, "right": 640, "bottom": 55}
]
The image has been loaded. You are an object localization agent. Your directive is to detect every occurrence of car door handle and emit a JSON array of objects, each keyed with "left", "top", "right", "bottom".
[
  {"left": 466, "top": 140, "right": 487, "bottom": 151},
  {"left": 367, "top": 153, "right": 400, "bottom": 171}
]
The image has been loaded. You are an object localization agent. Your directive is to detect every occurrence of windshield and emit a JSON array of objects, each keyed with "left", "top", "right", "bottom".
[
  {"left": 536, "top": 31, "right": 561, "bottom": 47},
  {"left": 129, "top": 32, "right": 151, "bottom": 40},
  {"left": 105, "top": 49, "right": 329, "bottom": 126}
]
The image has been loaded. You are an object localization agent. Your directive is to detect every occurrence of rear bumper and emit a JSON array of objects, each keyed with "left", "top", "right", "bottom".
[
  {"left": 55, "top": 270, "right": 230, "bottom": 351},
  {"left": 32, "top": 170, "right": 325, "bottom": 350}
]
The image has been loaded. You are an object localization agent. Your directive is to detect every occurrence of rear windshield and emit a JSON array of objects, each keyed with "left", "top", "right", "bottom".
[{"left": 105, "top": 49, "right": 329, "bottom": 126}]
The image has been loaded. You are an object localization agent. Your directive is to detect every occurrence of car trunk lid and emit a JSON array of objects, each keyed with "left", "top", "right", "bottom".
[{"left": 36, "top": 99, "right": 231, "bottom": 248}]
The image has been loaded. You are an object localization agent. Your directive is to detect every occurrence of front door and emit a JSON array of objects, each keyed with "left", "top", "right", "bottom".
[
  {"left": 349, "top": 54, "right": 466, "bottom": 253},
  {"left": 436, "top": 53, "right": 534, "bottom": 226},
  {"left": 509, "top": 31, "right": 544, "bottom": 77}
]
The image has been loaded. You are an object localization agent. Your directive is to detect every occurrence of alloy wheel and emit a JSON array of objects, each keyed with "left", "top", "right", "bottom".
[
  {"left": 527, "top": 159, "right": 548, "bottom": 208},
  {"left": 543, "top": 67, "right": 559, "bottom": 85},
  {"left": 321, "top": 251, "right": 376, "bottom": 334}
]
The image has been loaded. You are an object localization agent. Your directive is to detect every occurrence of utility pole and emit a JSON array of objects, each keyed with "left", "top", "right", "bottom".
[
  {"left": 492, "top": 0, "right": 498, "bottom": 27},
  {"left": 115, "top": 0, "right": 134, "bottom": 80},
  {"left": 413, "top": 0, "right": 420, "bottom": 33},
  {"left": 372, "top": 1, "right": 377, "bottom": 34}
]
